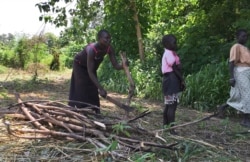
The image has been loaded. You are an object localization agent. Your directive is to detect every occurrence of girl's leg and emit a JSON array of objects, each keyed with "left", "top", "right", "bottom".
[
  {"left": 167, "top": 101, "right": 178, "bottom": 135},
  {"left": 163, "top": 105, "right": 169, "bottom": 126},
  {"left": 167, "top": 101, "right": 177, "bottom": 126}
]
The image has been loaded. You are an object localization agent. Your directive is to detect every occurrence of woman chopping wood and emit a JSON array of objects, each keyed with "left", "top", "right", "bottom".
[{"left": 68, "top": 29, "right": 126, "bottom": 114}]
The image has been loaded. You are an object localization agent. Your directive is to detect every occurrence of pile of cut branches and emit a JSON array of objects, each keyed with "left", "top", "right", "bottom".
[{"left": 0, "top": 94, "right": 177, "bottom": 161}]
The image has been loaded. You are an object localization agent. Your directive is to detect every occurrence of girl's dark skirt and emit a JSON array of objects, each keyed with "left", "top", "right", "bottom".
[
  {"left": 162, "top": 72, "right": 181, "bottom": 96},
  {"left": 68, "top": 61, "right": 100, "bottom": 108}
]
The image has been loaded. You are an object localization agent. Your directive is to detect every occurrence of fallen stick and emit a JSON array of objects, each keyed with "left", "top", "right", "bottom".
[
  {"left": 170, "top": 135, "right": 224, "bottom": 150},
  {"left": 54, "top": 115, "right": 84, "bottom": 126},
  {"left": 115, "top": 135, "right": 177, "bottom": 150},
  {"left": 127, "top": 110, "right": 151, "bottom": 123},
  {"left": 155, "top": 112, "right": 217, "bottom": 133},
  {"left": 15, "top": 95, "right": 49, "bottom": 131},
  {"left": 3, "top": 116, "right": 46, "bottom": 126},
  {"left": 10, "top": 128, "right": 86, "bottom": 141},
  {"left": 3, "top": 113, "right": 27, "bottom": 120},
  {"left": 41, "top": 111, "right": 74, "bottom": 133},
  {"left": 6, "top": 100, "right": 99, "bottom": 110},
  {"left": 25, "top": 103, "right": 91, "bottom": 122}
]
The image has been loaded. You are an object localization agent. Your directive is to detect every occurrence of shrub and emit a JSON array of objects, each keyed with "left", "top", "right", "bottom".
[
  {"left": 98, "top": 56, "right": 163, "bottom": 101},
  {"left": 62, "top": 43, "right": 83, "bottom": 68},
  {"left": 181, "top": 60, "right": 230, "bottom": 111}
]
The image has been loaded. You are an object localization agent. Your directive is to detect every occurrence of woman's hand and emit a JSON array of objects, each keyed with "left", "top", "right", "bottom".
[
  {"left": 99, "top": 88, "right": 107, "bottom": 98},
  {"left": 229, "top": 78, "right": 235, "bottom": 87}
]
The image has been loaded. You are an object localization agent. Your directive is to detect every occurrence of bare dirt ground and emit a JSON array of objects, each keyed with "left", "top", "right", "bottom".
[{"left": 1, "top": 69, "right": 250, "bottom": 161}]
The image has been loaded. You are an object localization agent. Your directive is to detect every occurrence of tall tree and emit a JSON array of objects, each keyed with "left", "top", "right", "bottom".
[
  {"left": 36, "top": 0, "right": 151, "bottom": 60},
  {"left": 130, "top": 0, "right": 144, "bottom": 61}
]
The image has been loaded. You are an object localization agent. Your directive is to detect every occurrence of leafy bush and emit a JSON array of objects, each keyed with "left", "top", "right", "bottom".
[
  {"left": 39, "top": 54, "right": 53, "bottom": 68},
  {"left": 98, "top": 55, "right": 163, "bottom": 101},
  {"left": 98, "top": 56, "right": 128, "bottom": 94},
  {"left": 131, "top": 59, "right": 162, "bottom": 100},
  {"left": 181, "top": 60, "right": 230, "bottom": 111},
  {"left": 0, "top": 64, "right": 7, "bottom": 74},
  {"left": 0, "top": 49, "right": 18, "bottom": 68},
  {"left": 62, "top": 43, "right": 83, "bottom": 68},
  {"left": 58, "top": 53, "right": 69, "bottom": 70}
]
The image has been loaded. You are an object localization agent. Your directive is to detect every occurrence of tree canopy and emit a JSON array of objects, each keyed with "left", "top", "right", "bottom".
[{"left": 36, "top": 0, "right": 250, "bottom": 72}]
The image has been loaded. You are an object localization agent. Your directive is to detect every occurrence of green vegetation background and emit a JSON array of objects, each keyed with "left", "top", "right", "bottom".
[{"left": 1, "top": 0, "right": 250, "bottom": 114}]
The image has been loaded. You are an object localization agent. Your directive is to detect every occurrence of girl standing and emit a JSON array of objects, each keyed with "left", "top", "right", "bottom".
[{"left": 161, "top": 34, "right": 185, "bottom": 135}]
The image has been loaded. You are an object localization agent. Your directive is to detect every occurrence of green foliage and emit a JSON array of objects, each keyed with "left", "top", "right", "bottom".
[
  {"left": 131, "top": 153, "right": 156, "bottom": 162},
  {"left": 131, "top": 59, "right": 162, "bottom": 100},
  {"left": 63, "top": 44, "right": 83, "bottom": 68},
  {"left": 0, "top": 65, "right": 7, "bottom": 74},
  {"left": 98, "top": 56, "right": 128, "bottom": 94},
  {"left": 0, "top": 49, "right": 18, "bottom": 68},
  {"left": 175, "top": 142, "right": 207, "bottom": 161},
  {"left": 49, "top": 48, "right": 60, "bottom": 71},
  {"left": 96, "top": 140, "right": 118, "bottom": 153},
  {"left": 103, "top": 0, "right": 151, "bottom": 59},
  {"left": 35, "top": 0, "right": 250, "bottom": 74},
  {"left": 112, "top": 121, "right": 131, "bottom": 137},
  {"left": 31, "top": 44, "right": 50, "bottom": 66},
  {"left": 39, "top": 54, "right": 54, "bottom": 68},
  {"left": 36, "top": 0, "right": 102, "bottom": 43},
  {"left": 0, "top": 86, "right": 9, "bottom": 101},
  {"left": 181, "top": 61, "right": 230, "bottom": 111},
  {"left": 130, "top": 102, "right": 148, "bottom": 113},
  {"left": 98, "top": 55, "right": 163, "bottom": 101},
  {"left": 5, "top": 35, "right": 51, "bottom": 71},
  {"left": 96, "top": 140, "right": 118, "bottom": 162},
  {"left": 15, "top": 37, "right": 31, "bottom": 68},
  {"left": 2, "top": 0, "right": 250, "bottom": 114},
  {"left": 58, "top": 53, "right": 68, "bottom": 70},
  {"left": 105, "top": 140, "right": 118, "bottom": 152}
]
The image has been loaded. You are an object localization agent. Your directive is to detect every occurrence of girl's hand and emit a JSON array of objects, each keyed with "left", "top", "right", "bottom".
[{"left": 181, "top": 81, "right": 186, "bottom": 91}]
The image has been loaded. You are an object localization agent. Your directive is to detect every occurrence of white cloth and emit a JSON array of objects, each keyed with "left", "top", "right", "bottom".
[{"left": 227, "top": 66, "right": 250, "bottom": 113}]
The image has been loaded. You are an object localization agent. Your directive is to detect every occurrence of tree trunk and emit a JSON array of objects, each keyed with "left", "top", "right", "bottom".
[{"left": 130, "top": 0, "right": 144, "bottom": 61}]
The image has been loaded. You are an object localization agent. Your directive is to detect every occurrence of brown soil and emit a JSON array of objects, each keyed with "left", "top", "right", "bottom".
[{"left": 1, "top": 69, "right": 250, "bottom": 161}]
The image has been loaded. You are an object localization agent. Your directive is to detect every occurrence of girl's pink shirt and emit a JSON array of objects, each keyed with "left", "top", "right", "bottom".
[{"left": 161, "top": 48, "right": 180, "bottom": 74}]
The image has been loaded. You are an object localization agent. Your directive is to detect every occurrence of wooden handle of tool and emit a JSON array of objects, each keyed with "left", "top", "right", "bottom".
[
  {"left": 105, "top": 95, "right": 134, "bottom": 112},
  {"left": 119, "top": 51, "right": 135, "bottom": 105}
]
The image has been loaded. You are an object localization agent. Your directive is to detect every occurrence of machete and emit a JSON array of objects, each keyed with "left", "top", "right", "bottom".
[{"left": 104, "top": 95, "right": 134, "bottom": 112}]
